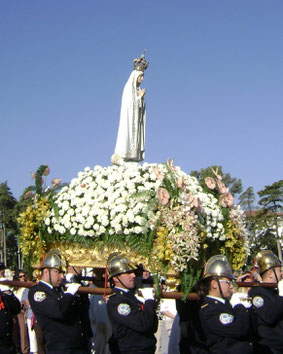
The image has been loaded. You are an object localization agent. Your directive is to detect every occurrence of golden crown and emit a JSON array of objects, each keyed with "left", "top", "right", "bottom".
[{"left": 133, "top": 50, "right": 149, "bottom": 72}]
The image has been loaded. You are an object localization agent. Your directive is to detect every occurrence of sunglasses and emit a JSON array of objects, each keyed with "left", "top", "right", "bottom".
[
  {"left": 219, "top": 279, "right": 233, "bottom": 286},
  {"left": 19, "top": 275, "right": 25, "bottom": 278}
]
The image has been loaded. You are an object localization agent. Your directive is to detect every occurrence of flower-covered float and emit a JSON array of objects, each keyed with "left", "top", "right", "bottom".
[{"left": 18, "top": 161, "right": 248, "bottom": 295}]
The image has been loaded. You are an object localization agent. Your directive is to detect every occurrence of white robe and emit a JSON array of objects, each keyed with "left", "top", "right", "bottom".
[{"left": 114, "top": 70, "right": 146, "bottom": 162}]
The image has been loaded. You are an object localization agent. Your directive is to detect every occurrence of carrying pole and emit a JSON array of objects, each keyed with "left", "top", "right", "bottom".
[{"left": 0, "top": 280, "right": 277, "bottom": 300}]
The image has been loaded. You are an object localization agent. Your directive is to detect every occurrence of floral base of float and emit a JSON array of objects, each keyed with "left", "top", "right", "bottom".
[{"left": 18, "top": 161, "right": 248, "bottom": 295}]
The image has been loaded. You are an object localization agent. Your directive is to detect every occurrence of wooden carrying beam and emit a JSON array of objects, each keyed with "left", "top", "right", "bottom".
[{"left": 0, "top": 280, "right": 277, "bottom": 300}]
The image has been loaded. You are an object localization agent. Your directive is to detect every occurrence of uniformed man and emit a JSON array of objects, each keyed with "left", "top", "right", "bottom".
[
  {"left": 198, "top": 255, "right": 253, "bottom": 353},
  {"left": 249, "top": 250, "right": 283, "bottom": 353},
  {"left": 106, "top": 253, "right": 158, "bottom": 354},
  {"left": 0, "top": 262, "right": 22, "bottom": 354},
  {"left": 28, "top": 249, "right": 90, "bottom": 354}
]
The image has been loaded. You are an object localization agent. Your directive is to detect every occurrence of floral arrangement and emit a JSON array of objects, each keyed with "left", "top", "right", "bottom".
[
  {"left": 18, "top": 165, "right": 63, "bottom": 263},
  {"left": 18, "top": 161, "right": 248, "bottom": 294}
]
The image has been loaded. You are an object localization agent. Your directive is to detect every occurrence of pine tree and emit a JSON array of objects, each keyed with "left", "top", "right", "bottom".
[
  {"left": 239, "top": 187, "right": 255, "bottom": 212},
  {"left": 257, "top": 180, "right": 283, "bottom": 262},
  {"left": 0, "top": 182, "right": 18, "bottom": 268}
]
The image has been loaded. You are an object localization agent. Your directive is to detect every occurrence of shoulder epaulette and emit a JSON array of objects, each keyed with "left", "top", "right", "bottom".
[
  {"left": 201, "top": 303, "right": 208, "bottom": 309},
  {"left": 108, "top": 292, "right": 116, "bottom": 298}
]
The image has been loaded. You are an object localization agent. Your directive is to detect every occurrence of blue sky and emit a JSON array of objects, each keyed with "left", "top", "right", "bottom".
[{"left": 1, "top": 1, "right": 282, "bottom": 201}]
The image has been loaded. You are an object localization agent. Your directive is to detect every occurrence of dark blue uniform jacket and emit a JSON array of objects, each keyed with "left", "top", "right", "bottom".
[
  {"left": 249, "top": 286, "right": 283, "bottom": 353},
  {"left": 29, "top": 281, "right": 90, "bottom": 353},
  {"left": 106, "top": 288, "right": 158, "bottom": 354},
  {"left": 199, "top": 296, "right": 253, "bottom": 354}
]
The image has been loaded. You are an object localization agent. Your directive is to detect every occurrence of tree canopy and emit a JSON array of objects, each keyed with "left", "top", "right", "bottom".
[{"left": 190, "top": 165, "right": 243, "bottom": 196}]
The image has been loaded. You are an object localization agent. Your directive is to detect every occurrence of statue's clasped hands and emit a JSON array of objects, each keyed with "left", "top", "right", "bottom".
[{"left": 139, "top": 89, "right": 146, "bottom": 98}]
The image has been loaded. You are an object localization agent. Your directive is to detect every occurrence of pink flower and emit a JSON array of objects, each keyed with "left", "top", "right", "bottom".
[
  {"left": 51, "top": 178, "right": 61, "bottom": 187},
  {"left": 167, "top": 158, "right": 175, "bottom": 172},
  {"left": 187, "top": 192, "right": 200, "bottom": 208},
  {"left": 191, "top": 196, "right": 200, "bottom": 208},
  {"left": 176, "top": 177, "right": 186, "bottom": 190},
  {"left": 43, "top": 166, "right": 50, "bottom": 176},
  {"left": 211, "top": 167, "right": 222, "bottom": 181},
  {"left": 179, "top": 192, "right": 199, "bottom": 208},
  {"left": 152, "top": 167, "right": 164, "bottom": 182},
  {"left": 220, "top": 193, "right": 234, "bottom": 208},
  {"left": 205, "top": 177, "right": 216, "bottom": 190},
  {"left": 157, "top": 188, "right": 170, "bottom": 206},
  {"left": 23, "top": 190, "right": 32, "bottom": 199},
  {"left": 217, "top": 180, "right": 228, "bottom": 194}
]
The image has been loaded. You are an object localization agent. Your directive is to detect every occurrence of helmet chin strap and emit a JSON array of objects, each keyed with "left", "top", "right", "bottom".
[
  {"left": 116, "top": 275, "right": 133, "bottom": 291},
  {"left": 272, "top": 268, "right": 279, "bottom": 284},
  {"left": 215, "top": 277, "right": 227, "bottom": 302},
  {"left": 48, "top": 268, "right": 53, "bottom": 287}
]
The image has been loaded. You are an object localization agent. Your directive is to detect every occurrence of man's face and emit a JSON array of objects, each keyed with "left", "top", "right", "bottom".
[
  {"left": 219, "top": 277, "right": 234, "bottom": 300},
  {"left": 114, "top": 272, "right": 136, "bottom": 289},
  {"left": 271, "top": 266, "right": 282, "bottom": 282},
  {"left": 45, "top": 268, "right": 64, "bottom": 287},
  {"left": 215, "top": 277, "right": 234, "bottom": 300},
  {"left": 143, "top": 271, "right": 150, "bottom": 279}
]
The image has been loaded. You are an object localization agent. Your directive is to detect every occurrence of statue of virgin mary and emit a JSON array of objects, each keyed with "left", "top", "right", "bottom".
[{"left": 111, "top": 53, "right": 149, "bottom": 166}]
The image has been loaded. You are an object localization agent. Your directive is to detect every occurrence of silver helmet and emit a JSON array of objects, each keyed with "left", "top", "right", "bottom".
[
  {"left": 203, "top": 255, "right": 234, "bottom": 280},
  {"left": 107, "top": 253, "right": 135, "bottom": 279},
  {"left": 39, "top": 249, "right": 66, "bottom": 272},
  {"left": 255, "top": 250, "right": 281, "bottom": 274}
]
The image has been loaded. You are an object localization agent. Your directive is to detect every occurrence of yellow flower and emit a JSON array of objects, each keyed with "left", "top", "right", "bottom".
[
  {"left": 156, "top": 227, "right": 168, "bottom": 239},
  {"left": 18, "top": 196, "right": 50, "bottom": 261}
]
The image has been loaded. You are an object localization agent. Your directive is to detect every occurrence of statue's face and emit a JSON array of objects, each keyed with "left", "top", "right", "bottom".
[{"left": 137, "top": 74, "right": 144, "bottom": 85}]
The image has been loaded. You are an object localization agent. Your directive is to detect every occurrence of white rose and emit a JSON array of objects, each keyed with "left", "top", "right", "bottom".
[
  {"left": 93, "top": 224, "right": 100, "bottom": 231},
  {"left": 133, "top": 226, "right": 142, "bottom": 234},
  {"left": 114, "top": 224, "right": 122, "bottom": 234},
  {"left": 86, "top": 216, "right": 94, "bottom": 225},
  {"left": 78, "top": 228, "right": 85, "bottom": 236},
  {"left": 126, "top": 210, "right": 135, "bottom": 223},
  {"left": 88, "top": 230, "right": 95, "bottom": 237},
  {"left": 70, "top": 228, "right": 76, "bottom": 235},
  {"left": 58, "top": 226, "right": 66, "bottom": 234},
  {"left": 67, "top": 208, "right": 75, "bottom": 216},
  {"left": 63, "top": 221, "right": 71, "bottom": 229},
  {"left": 102, "top": 216, "right": 109, "bottom": 227},
  {"left": 98, "top": 226, "right": 106, "bottom": 235}
]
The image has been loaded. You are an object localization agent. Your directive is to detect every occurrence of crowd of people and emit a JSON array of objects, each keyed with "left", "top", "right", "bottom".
[{"left": 0, "top": 249, "right": 283, "bottom": 354}]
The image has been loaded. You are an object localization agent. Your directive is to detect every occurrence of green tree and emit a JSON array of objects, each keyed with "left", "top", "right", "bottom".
[
  {"left": 190, "top": 165, "right": 243, "bottom": 196},
  {"left": 257, "top": 180, "right": 283, "bottom": 261},
  {"left": 0, "top": 182, "right": 18, "bottom": 268},
  {"left": 246, "top": 209, "right": 279, "bottom": 262},
  {"left": 258, "top": 180, "right": 283, "bottom": 212},
  {"left": 239, "top": 187, "right": 255, "bottom": 212}
]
